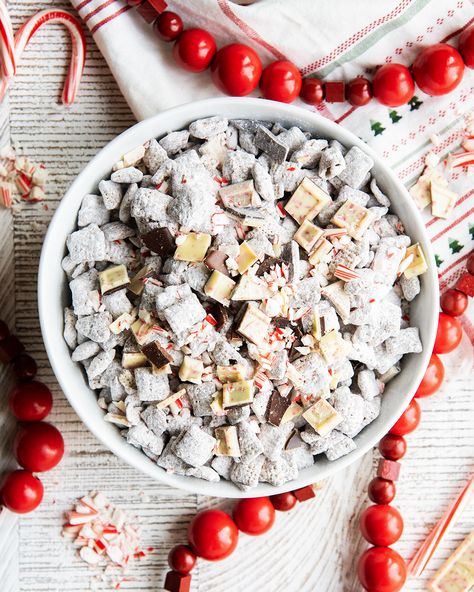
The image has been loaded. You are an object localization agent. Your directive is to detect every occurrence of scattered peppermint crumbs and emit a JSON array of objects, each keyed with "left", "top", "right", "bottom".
[
  {"left": 409, "top": 112, "right": 473, "bottom": 220},
  {"left": 0, "top": 143, "right": 47, "bottom": 208},
  {"left": 62, "top": 491, "right": 153, "bottom": 587}
]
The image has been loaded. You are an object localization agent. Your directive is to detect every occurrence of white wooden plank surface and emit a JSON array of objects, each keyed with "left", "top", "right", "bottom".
[{"left": 0, "top": 1, "right": 472, "bottom": 591}]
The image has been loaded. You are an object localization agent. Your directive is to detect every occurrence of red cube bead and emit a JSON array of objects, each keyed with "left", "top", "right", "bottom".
[
  {"left": 136, "top": 1, "right": 161, "bottom": 23},
  {"left": 164, "top": 571, "right": 192, "bottom": 592},
  {"left": 293, "top": 485, "right": 316, "bottom": 502},
  {"left": 377, "top": 459, "right": 401, "bottom": 482},
  {"left": 147, "top": 0, "right": 168, "bottom": 13},
  {"left": 455, "top": 272, "right": 474, "bottom": 297},
  {"left": 324, "top": 81, "right": 345, "bottom": 102},
  {"left": 0, "top": 335, "right": 25, "bottom": 364}
]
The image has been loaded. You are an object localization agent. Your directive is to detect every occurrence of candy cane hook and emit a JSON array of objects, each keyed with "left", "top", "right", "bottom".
[
  {"left": 0, "top": 0, "right": 15, "bottom": 77},
  {"left": 0, "top": 9, "right": 86, "bottom": 105}
]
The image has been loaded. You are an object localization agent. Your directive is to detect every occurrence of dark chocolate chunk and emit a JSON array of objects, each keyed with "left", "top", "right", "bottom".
[
  {"left": 256, "top": 256, "right": 279, "bottom": 276},
  {"left": 255, "top": 125, "right": 289, "bottom": 164},
  {"left": 141, "top": 227, "right": 175, "bottom": 257},
  {"left": 267, "top": 391, "right": 292, "bottom": 426},
  {"left": 141, "top": 340, "right": 173, "bottom": 369},
  {"left": 210, "top": 302, "right": 229, "bottom": 331},
  {"left": 273, "top": 317, "right": 292, "bottom": 330},
  {"left": 205, "top": 250, "right": 229, "bottom": 276}
]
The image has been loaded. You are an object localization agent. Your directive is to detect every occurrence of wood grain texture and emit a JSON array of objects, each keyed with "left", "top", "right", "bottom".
[{"left": 0, "top": 1, "right": 472, "bottom": 591}]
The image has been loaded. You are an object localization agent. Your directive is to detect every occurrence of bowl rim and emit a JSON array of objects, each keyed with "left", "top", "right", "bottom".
[{"left": 38, "top": 97, "right": 439, "bottom": 498}]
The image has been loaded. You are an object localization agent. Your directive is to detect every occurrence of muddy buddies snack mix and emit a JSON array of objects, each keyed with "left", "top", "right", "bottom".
[{"left": 63, "top": 117, "right": 427, "bottom": 490}]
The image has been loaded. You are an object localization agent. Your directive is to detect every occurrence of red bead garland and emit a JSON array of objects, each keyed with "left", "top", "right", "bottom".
[
  {"left": 0, "top": 320, "right": 63, "bottom": 514},
  {"left": 357, "top": 252, "right": 473, "bottom": 591},
  {"left": 125, "top": 1, "right": 474, "bottom": 110}
]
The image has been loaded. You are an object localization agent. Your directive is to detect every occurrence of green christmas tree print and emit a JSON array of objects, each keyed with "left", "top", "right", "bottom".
[
  {"left": 370, "top": 120, "right": 385, "bottom": 136},
  {"left": 448, "top": 237, "right": 464, "bottom": 254},
  {"left": 469, "top": 223, "right": 474, "bottom": 240},
  {"left": 435, "top": 254, "right": 444, "bottom": 267},
  {"left": 408, "top": 96, "right": 423, "bottom": 111},
  {"left": 389, "top": 110, "right": 402, "bottom": 123}
]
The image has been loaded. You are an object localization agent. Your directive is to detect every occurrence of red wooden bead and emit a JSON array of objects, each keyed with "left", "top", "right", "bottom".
[
  {"left": 136, "top": 1, "right": 161, "bottom": 23},
  {"left": 154, "top": 11, "right": 183, "bottom": 42},
  {"left": 168, "top": 545, "right": 196, "bottom": 574},
  {"left": 346, "top": 76, "right": 373, "bottom": 106},
  {"left": 0, "top": 335, "right": 25, "bottom": 364},
  {"left": 324, "top": 81, "right": 345, "bottom": 102},
  {"left": 300, "top": 78, "right": 324, "bottom": 105},
  {"left": 377, "top": 459, "right": 401, "bottom": 482},
  {"left": 164, "top": 571, "right": 192, "bottom": 592},
  {"left": 293, "top": 485, "right": 316, "bottom": 502},
  {"left": 270, "top": 491, "right": 297, "bottom": 511},
  {"left": 378, "top": 434, "right": 407, "bottom": 461},
  {"left": 368, "top": 477, "right": 396, "bottom": 504},
  {"left": 0, "top": 320, "right": 10, "bottom": 341},
  {"left": 455, "top": 272, "right": 474, "bottom": 297},
  {"left": 13, "top": 354, "right": 38, "bottom": 381}
]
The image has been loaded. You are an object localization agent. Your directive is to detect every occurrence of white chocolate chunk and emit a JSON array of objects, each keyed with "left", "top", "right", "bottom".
[
  {"left": 179, "top": 356, "right": 204, "bottom": 384},
  {"left": 204, "top": 270, "right": 236, "bottom": 304},
  {"left": 210, "top": 391, "right": 225, "bottom": 415},
  {"left": 308, "top": 238, "right": 333, "bottom": 265},
  {"left": 156, "top": 388, "right": 187, "bottom": 409},
  {"left": 303, "top": 398, "right": 343, "bottom": 436},
  {"left": 122, "top": 144, "right": 145, "bottom": 167},
  {"left": 215, "top": 425, "right": 241, "bottom": 456},
  {"left": 122, "top": 351, "right": 148, "bottom": 369},
  {"left": 222, "top": 380, "right": 254, "bottom": 408},
  {"left": 430, "top": 181, "right": 458, "bottom": 219},
  {"left": 174, "top": 233, "right": 211, "bottom": 262},
  {"left": 285, "top": 177, "right": 331, "bottom": 223},
  {"left": 331, "top": 200, "right": 375, "bottom": 240},
  {"left": 318, "top": 329, "right": 351, "bottom": 364},
  {"left": 281, "top": 402, "right": 304, "bottom": 425},
  {"left": 217, "top": 364, "right": 246, "bottom": 382},
  {"left": 428, "top": 532, "right": 474, "bottom": 592},
  {"left": 237, "top": 241, "right": 258, "bottom": 274},
  {"left": 236, "top": 304, "right": 271, "bottom": 347},
  {"left": 403, "top": 243, "right": 428, "bottom": 279},
  {"left": 109, "top": 312, "right": 136, "bottom": 335},
  {"left": 99, "top": 264, "right": 129, "bottom": 295},
  {"left": 219, "top": 180, "right": 261, "bottom": 208},
  {"left": 294, "top": 219, "right": 324, "bottom": 252}
]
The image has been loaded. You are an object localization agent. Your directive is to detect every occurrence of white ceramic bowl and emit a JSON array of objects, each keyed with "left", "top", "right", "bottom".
[{"left": 38, "top": 98, "right": 439, "bottom": 498}]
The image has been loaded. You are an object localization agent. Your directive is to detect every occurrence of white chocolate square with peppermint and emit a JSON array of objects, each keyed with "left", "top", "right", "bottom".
[
  {"left": 430, "top": 181, "right": 458, "bottom": 219},
  {"left": 303, "top": 398, "right": 343, "bottom": 436},
  {"left": 285, "top": 177, "right": 331, "bottom": 224},
  {"left": 174, "top": 233, "right": 212, "bottom": 262},
  {"left": 403, "top": 243, "right": 428, "bottom": 279},
  {"left": 204, "top": 270, "right": 236, "bottom": 304},
  {"left": 331, "top": 200, "right": 375, "bottom": 240},
  {"left": 294, "top": 219, "right": 324, "bottom": 252},
  {"left": 236, "top": 304, "right": 271, "bottom": 346}
]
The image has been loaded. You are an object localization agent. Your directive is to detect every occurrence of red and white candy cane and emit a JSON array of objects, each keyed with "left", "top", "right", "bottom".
[
  {"left": 0, "top": 9, "right": 86, "bottom": 105},
  {"left": 0, "top": 0, "right": 15, "bottom": 77}
]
